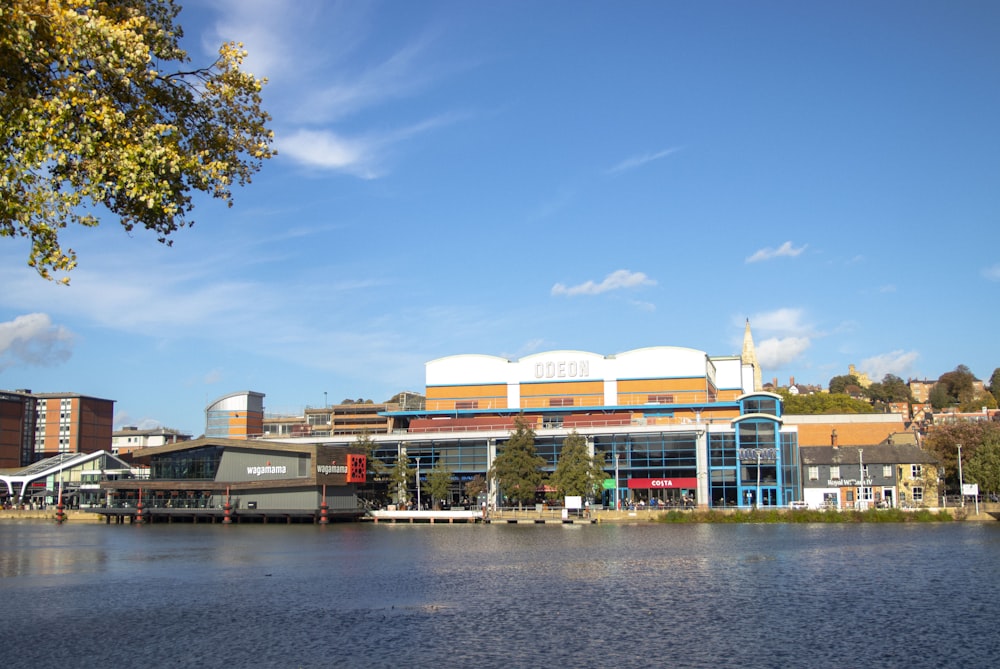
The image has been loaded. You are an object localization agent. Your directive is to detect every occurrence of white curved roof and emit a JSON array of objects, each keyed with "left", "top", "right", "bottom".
[{"left": 426, "top": 347, "right": 718, "bottom": 386}]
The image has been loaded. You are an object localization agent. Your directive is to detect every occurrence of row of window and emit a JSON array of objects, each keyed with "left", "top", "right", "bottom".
[{"left": 807, "top": 465, "right": 924, "bottom": 481}]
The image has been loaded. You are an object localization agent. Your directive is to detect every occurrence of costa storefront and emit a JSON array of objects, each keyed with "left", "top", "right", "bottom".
[{"left": 627, "top": 477, "right": 698, "bottom": 506}]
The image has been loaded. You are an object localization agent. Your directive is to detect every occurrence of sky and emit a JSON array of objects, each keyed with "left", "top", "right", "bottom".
[{"left": 2, "top": 0, "right": 999, "bottom": 436}]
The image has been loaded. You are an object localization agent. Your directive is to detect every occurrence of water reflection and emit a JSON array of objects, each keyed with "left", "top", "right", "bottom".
[{"left": 1, "top": 521, "right": 998, "bottom": 668}]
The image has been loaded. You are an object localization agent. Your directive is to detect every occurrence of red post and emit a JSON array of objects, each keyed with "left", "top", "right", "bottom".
[
  {"left": 223, "top": 485, "right": 233, "bottom": 524},
  {"left": 319, "top": 484, "right": 329, "bottom": 525},
  {"left": 135, "top": 487, "right": 145, "bottom": 524}
]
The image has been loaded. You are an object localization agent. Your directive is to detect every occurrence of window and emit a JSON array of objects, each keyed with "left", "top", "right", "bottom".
[
  {"left": 455, "top": 400, "right": 479, "bottom": 410},
  {"left": 808, "top": 466, "right": 819, "bottom": 481},
  {"left": 911, "top": 464, "right": 922, "bottom": 478},
  {"left": 882, "top": 465, "right": 892, "bottom": 478},
  {"left": 647, "top": 394, "right": 674, "bottom": 404},
  {"left": 830, "top": 466, "right": 840, "bottom": 480},
  {"left": 912, "top": 487, "right": 923, "bottom": 502},
  {"left": 549, "top": 397, "right": 573, "bottom": 407}
]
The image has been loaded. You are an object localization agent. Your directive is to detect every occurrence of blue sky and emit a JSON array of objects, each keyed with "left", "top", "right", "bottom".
[{"left": 2, "top": 0, "right": 998, "bottom": 435}]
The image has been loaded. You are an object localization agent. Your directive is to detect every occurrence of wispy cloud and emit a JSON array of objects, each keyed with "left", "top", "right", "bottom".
[
  {"left": 606, "top": 147, "right": 680, "bottom": 175},
  {"left": 207, "top": 0, "right": 467, "bottom": 177},
  {"left": 0, "top": 313, "right": 74, "bottom": 371},
  {"left": 746, "top": 241, "right": 806, "bottom": 263},
  {"left": 860, "top": 350, "right": 919, "bottom": 380},
  {"left": 982, "top": 264, "right": 1000, "bottom": 281},
  {"left": 552, "top": 270, "right": 656, "bottom": 297}
]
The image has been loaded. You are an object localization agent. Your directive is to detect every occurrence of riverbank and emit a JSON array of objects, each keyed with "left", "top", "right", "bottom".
[{"left": 2, "top": 504, "right": 996, "bottom": 524}]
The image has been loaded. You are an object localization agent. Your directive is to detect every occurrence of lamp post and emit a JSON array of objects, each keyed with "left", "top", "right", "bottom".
[
  {"left": 755, "top": 450, "right": 762, "bottom": 510},
  {"left": 858, "top": 448, "right": 864, "bottom": 511},
  {"left": 414, "top": 457, "right": 422, "bottom": 510},
  {"left": 614, "top": 453, "right": 620, "bottom": 510},
  {"left": 957, "top": 443, "right": 964, "bottom": 508}
]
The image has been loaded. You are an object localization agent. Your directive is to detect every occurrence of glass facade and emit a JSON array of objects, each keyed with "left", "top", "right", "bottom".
[
  {"left": 361, "top": 393, "right": 799, "bottom": 510},
  {"left": 150, "top": 446, "right": 223, "bottom": 480}
]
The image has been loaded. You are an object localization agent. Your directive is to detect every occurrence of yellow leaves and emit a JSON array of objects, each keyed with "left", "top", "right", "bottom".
[{"left": 3, "top": 0, "right": 275, "bottom": 282}]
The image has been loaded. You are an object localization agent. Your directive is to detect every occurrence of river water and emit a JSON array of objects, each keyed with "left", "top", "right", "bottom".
[{"left": 1, "top": 520, "right": 997, "bottom": 668}]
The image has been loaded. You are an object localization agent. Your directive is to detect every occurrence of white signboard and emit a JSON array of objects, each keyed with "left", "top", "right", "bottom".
[
  {"left": 962, "top": 483, "right": 979, "bottom": 496},
  {"left": 565, "top": 495, "right": 582, "bottom": 510}
]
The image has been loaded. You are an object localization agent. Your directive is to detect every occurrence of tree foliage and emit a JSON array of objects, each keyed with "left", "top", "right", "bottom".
[
  {"left": 549, "top": 431, "right": 606, "bottom": 498},
  {"left": 463, "top": 474, "right": 487, "bottom": 502},
  {"left": 424, "top": 465, "right": 453, "bottom": 509},
  {"left": 989, "top": 368, "right": 1000, "bottom": 403},
  {"left": 923, "top": 421, "right": 1000, "bottom": 489},
  {"left": 933, "top": 365, "right": 977, "bottom": 408},
  {"left": 779, "top": 390, "right": 875, "bottom": 415},
  {"left": 1, "top": 0, "right": 274, "bottom": 281},
  {"left": 964, "top": 437, "right": 1000, "bottom": 494},
  {"left": 828, "top": 374, "right": 862, "bottom": 395},
  {"left": 865, "top": 374, "right": 913, "bottom": 406},
  {"left": 488, "top": 417, "right": 546, "bottom": 510},
  {"left": 387, "top": 455, "right": 414, "bottom": 505}
]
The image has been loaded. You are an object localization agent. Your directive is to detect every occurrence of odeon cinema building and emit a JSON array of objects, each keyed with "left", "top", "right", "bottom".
[{"left": 279, "top": 331, "right": 803, "bottom": 509}]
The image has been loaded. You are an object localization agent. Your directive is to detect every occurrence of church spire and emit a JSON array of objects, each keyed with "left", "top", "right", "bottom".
[{"left": 742, "top": 319, "right": 762, "bottom": 392}]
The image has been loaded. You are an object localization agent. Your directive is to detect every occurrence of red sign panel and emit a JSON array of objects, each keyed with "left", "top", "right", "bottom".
[
  {"left": 346, "top": 454, "right": 367, "bottom": 483},
  {"left": 627, "top": 477, "right": 697, "bottom": 489}
]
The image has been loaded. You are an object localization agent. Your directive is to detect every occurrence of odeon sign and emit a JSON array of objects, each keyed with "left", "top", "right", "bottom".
[{"left": 533, "top": 360, "right": 591, "bottom": 379}]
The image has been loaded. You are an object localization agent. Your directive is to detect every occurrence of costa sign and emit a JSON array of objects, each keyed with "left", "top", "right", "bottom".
[{"left": 627, "top": 477, "right": 697, "bottom": 489}]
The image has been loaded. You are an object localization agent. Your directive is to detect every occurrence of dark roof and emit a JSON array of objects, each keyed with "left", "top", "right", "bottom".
[{"left": 800, "top": 443, "right": 939, "bottom": 466}]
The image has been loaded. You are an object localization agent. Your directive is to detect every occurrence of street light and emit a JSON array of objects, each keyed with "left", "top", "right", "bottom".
[
  {"left": 614, "top": 452, "right": 620, "bottom": 510},
  {"left": 858, "top": 448, "right": 864, "bottom": 511},
  {"left": 755, "top": 450, "right": 761, "bottom": 510},
  {"left": 957, "top": 443, "right": 964, "bottom": 508},
  {"left": 414, "top": 457, "right": 423, "bottom": 510}
]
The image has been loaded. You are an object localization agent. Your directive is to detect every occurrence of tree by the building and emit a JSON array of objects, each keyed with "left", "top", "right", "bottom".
[
  {"left": 424, "top": 465, "right": 453, "bottom": 509},
  {"left": 463, "top": 474, "right": 487, "bottom": 504},
  {"left": 935, "top": 365, "right": 978, "bottom": 406},
  {"left": 1, "top": 0, "right": 275, "bottom": 282},
  {"left": 779, "top": 390, "right": 874, "bottom": 415},
  {"left": 488, "top": 418, "right": 546, "bottom": 510},
  {"left": 828, "top": 374, "right": 862, "bottom": 396},
  {"left": 923, "top": 421, "right": 1000, "bottom": 490},
  {"left": 549, "top": 431, "right": 606, "bottom": 499},
  {"left": 989, "top": 368, "right": 1000, "bottom": 404},
  {"left": 958, "top": 392, "right": 998, "bottom": 413},
  {"left": 865, "top": 374, "right": 914, "bottom": 407},
  {"left": 928, "top": 383, "right": 953, "bottom": 410},
  {"left": 387, "top": 455, "right": 415, "bottom": 507},
  {"left": 964, "top": 435, "right": 1000, "bottom": 496}
]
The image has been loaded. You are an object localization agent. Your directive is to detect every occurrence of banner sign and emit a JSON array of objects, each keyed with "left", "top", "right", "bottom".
[{"left": 627, "top": 477, "right": 697, "bottom": 489}]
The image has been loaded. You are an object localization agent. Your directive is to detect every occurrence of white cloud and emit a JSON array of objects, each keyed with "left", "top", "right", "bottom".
[
  {"left": 746, "top": 308, "right": 815, "bottom": 369},
  {"left": 756, "top": 336, "right": 811, "bottom": 369},
  {"left": 278, "top": 129, "right": 380, "bottom": 177},
  {"left": 606, "top": 147, "right": 680, "bottom": 175},
  {"left": 746, "top": 241, "right": 806, "bottom": 264},
  {"left": 552, "top": 270, "right": 656, "bottom": 297},
  {"left": 0, "top": 313, "right": 74, "bottom": 371},
  {"left": 860, "top": 350, "right": 919, "bottom": 381},
  {"left": 981, "top": 264, "right": 1000, "bottom": 281}
]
